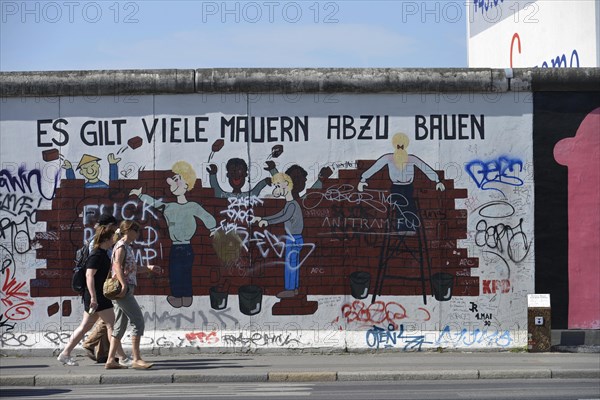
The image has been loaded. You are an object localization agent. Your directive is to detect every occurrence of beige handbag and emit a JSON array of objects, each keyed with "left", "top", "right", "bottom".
[{"left": 102, "top": 269, "right": 121, "bottom": 300}]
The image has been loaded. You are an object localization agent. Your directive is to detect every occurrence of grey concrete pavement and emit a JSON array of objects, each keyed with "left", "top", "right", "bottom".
[{"left": 1, "top": 352, "right": 599, "bottom": 387}]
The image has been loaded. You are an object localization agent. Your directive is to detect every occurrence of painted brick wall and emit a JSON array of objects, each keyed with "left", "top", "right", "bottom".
[{"left": 31, "top": 161, "right": 478, "bottom": 304}]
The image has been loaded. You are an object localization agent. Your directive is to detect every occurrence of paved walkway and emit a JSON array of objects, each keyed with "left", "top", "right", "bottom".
[{"left": 1, "top": 352, "right": 599, "bottom": 386}]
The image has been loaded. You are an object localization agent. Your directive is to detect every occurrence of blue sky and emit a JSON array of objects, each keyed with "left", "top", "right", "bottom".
[{"left": 1, "top": 1, "right": 467, "bottom": 71}]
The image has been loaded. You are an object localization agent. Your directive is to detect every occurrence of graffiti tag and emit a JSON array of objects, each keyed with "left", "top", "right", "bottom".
[{"left": 465, "top": 156, "right": 524, "bottom": 195}]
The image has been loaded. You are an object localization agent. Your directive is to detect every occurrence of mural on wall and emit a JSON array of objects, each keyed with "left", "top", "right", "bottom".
[
  {"left": 0, "top": 93, "right": 535, "bottom": 350},
  {"left": 534, "top": 92, "right": 600, "bottom": 329}
]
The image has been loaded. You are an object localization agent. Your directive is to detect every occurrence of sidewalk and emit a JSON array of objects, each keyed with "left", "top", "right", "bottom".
[{"left": 1, "top": 352, "right": 599, "bottom": 386}]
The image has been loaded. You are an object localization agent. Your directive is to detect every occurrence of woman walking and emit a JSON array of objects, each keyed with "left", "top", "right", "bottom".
[
  {"left": 106, "top": 220, "right": 161, "bottom": 369},
  {"left": 57, "top": 226, "right": 128, "bottom": 369}
]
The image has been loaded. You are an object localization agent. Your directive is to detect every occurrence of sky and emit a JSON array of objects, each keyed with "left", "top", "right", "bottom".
[{"left": 0, "top": 1, "right": 468, "bottom": 71}]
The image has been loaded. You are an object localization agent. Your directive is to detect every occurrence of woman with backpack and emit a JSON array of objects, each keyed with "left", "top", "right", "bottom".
[
  {"left": 57, "top": 225, "right": 128, "bottom": 368},
  {"left": 106, "top": 220, "right": 162, "bottom": 369}
]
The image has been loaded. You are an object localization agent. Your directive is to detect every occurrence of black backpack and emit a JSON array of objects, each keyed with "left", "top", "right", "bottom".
[{"left": 71, "top": 241, "right": 91, "bottom": 293}]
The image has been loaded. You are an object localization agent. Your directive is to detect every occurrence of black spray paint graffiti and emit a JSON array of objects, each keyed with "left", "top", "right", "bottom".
[
  {"left": 143, "top": 309, "right": 240, "bottom": 330},
  {"left": 473, "top": 201, "right": 530, "bottom": 263},
  {"left": 1, "top": 166, "right": 58, "bottom": 258},
  {"left": 469, "top": 302, "right": 493, "bottom": 327},
  {"left": 0, "top": 331, "right": 33, "bottom": 347},
  {"left": 221, "top": 331, "right": 302, "bottom": 348}
]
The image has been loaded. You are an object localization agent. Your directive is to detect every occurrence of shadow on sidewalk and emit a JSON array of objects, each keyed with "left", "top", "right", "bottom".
[
  {"left": 2, "top": 389, "right": 70, "bottom": 396},
  {"left": 151, "top": 358, "right": 268, "bottom": 371},
  {"left": 0, "top": 364, "right": 50, "bottom": 369}
]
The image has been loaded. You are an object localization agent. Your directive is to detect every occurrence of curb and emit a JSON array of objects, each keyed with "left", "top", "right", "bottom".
[
  {"left": 337, "top": 370, "right": 479, "bottom": 381},
  {"left": 2, "top": 369, "right": 599, "bottom": 387},
  {"left": 478, "top": 369, "right": 552, "bottom": 379},
  {"left": 269, "top": 372, "right": 337, "bottom": 382}
]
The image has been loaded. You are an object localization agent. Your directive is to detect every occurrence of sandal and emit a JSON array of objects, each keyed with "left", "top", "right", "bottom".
[
  {"left": 105, "top": 361, "right": 128, "bottom": 369},
  {"left": 132, "top": 360, "right": 154, "bottom": 369}
]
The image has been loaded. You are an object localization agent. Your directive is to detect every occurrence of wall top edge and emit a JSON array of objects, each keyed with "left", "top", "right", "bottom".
[{"left": 1, "top": 68, "right": 598, "bottom": 97}]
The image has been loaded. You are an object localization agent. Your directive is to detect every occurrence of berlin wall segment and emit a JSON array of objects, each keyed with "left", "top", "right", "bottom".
[{"left": 5, "top": 68, "right": 592, "bottom": 353}]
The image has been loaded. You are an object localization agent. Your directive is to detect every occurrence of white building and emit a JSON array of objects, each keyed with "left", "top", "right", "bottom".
[{"left": 468, "top": 0, "right": 600, "bottom": 68}]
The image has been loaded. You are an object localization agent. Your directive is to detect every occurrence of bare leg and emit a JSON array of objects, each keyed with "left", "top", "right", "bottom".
[
  {"left": 100, "top": 309, "right": 126, "bottom": 369},
  {"left": 59, "top": 312, "right": 98, "bottom": 357},
  {"left": 131, "top": 335, "right": 153, "bottom": 369}
]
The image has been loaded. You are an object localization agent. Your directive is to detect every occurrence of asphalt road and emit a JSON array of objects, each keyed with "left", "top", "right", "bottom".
[{"left": 2, "top": 379, "right": 600, "bottom": 400}]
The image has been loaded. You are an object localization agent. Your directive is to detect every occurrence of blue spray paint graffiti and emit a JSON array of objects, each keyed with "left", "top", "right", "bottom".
[
  {"left": 366, "top": 324, "right": 432, "bottom": 351},
  {"left": 435, "top": 325, "right": 513, "bottom": 348},
  {"left": 465, "top": 156, "right": 524, "bottom": 196},
  {"left": 0, "top": 166, "right": 59, "bottom": 201}
]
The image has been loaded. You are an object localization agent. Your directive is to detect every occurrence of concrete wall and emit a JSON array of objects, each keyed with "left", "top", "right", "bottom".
[{"left": 1, "top": 68, "right": 598, "bottom": 354}]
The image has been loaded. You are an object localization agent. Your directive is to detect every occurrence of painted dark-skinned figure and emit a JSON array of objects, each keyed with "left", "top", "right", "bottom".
[{"left": 207, "top": 157, "right": 273, "bottom": 199}]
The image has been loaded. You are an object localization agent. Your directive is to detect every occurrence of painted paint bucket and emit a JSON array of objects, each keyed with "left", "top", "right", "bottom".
[
  {"left": 431, "top": 272, "right": 454, "bottom": 301},
  {"left": 209, "top": 286, "right": 228, "bottom": 310},
  {"left": 238, "top": 285, "right": 263, "bottom": 316},
  {"left": 349, "top": 271, "right": 371, "bottom": 299}
]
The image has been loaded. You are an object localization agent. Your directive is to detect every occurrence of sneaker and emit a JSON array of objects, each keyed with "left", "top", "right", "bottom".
[
  {"left": 57, "top": 353, "right": 79, "bottom": 366},
  {"left": 119, "top": 356, "right": 133, "bottom": 367}
]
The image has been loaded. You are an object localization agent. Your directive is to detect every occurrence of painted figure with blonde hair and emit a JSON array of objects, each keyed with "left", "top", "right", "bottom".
[
  {"left": 130, "top": 161, "right": 216, "bottom": 308},
  {"left": 252, "top": 173, "right": 304, "bottom": 298},
  {"left": 358, "top": 132, "right": 445, "bottom": 232}
]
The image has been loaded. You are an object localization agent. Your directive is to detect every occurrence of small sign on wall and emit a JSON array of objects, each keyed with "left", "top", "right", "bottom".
[{"left": 527, "top": 293, "right": 551, "bottom": 308}]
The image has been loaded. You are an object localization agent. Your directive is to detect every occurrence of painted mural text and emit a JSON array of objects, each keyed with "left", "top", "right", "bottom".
[
  {"left": 327, "top": 115, "right": 389, "bottom": 140},
  {"left": 415, "top": 114, "right": 485, "bottom": 140},
  {"left": 37, "top": 118, "right": 127, "bottom": 147},
  {"left": 143, "top": 117, "right": 210, "bottom": 143},
  {"left": 221, "top": 116, "right": 309, "bottom": 143}
]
